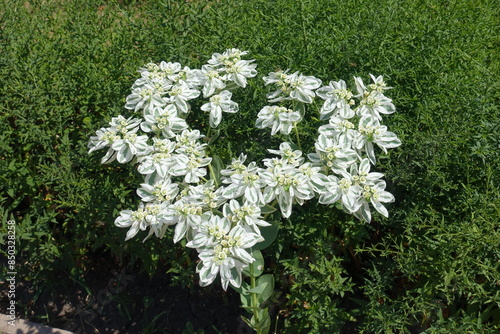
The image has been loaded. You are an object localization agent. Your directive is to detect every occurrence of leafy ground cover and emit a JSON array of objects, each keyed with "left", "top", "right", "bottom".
[{"left": 0, "top": 0, "right": 498, "bottom": 333}]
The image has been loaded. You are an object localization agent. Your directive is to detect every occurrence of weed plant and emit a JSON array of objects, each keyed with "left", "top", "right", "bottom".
[{"left": 0, "top": 0, "right": 498, "bottom": 332}]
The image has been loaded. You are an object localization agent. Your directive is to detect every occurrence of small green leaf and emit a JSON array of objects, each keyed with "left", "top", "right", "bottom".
[
  {"left": 232, "top": 282, "right": 252, "bottom": 308},
  {"left": 256, "top": 274, "right": 274, "bottom": 303},
  {"left": 251, "top": 309, "right": 271, "bottom": 334},
  {"left": 243, "top": 250, "right": 264, "bottom": 277},
  {"left": 247, "top": 282, "right": 268, "bottom": 294},
  {"left": 260, "top": 204, "right": 277, "bottom": 214},
  {"left": 253, "top": 222, "right": 279, "bottom": 251},
  {"left": 83, "top": 116, "right": 92, "bottom": 127},
  {"left": 208, "top": 128, "right": 221, "bottom": 145},
  {"left": 209, "top": 154, "right": 224, "bottom": 186}
]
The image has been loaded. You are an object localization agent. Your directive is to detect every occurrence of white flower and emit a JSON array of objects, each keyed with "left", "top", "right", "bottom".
[
  {"left": 259, "top": 164, "right": 313, "bottom": 218},
  {"left": 170, "top": 154, "right": 212, "bottom": 184},
  {"left": 197, "top": 251, "right": 246, "bottom": 290},
  {"left": 308, "top": 134, "right": 357, "bottom": 174},
  {"left": 137, "top": 138, "right": 177, "bottom": 180},
  {"left": 263, "top": 70, "right": 321, "bottom": 103},
  {"left": 336, "top": 159, "right": 387, "bottom": 217},
  {"left": 263, "top": 69, "right": 289, "bottom": 86},
  {"left": 111, "top": 132, "right": 149, "bottom": 163},
  {"left": 310, "top": 173, "right": 341, "bottom": 205},
  {"left": 201, "top": 90, "right": 239, "bottom": 128},
  {"left": 187, "top": 180, "right": 227, "bottom": 210},
  {"left": 140, "top": 104, "right": 188, "bottom": 138},
  {"left": 115, "top": 202, "right": 174, "bottom": 241},
  {"left": 255, "top": 106, "right": 301, "bottom": 135},
  {"left": 298, "top": 162, "right": 323, "bottom": 197},
  {"left": 221, "top": 161, "right": 265, "bottom": 204},
  {"left": 356, "top": 90, "right": 396, "bottom": 121},
  {"left": 158, "top": 61, "right": 181, "bottom": 77},
  {"left": 220, "top": 153, "right": 249, "bottom": 181},
  {"left": 109, "top": 115, "right": 142, "bottom": 133},
  {"left": 267, "top": 142, "right": 304, "bottom": 166},
  {"left": 347, "top": 158, "right": 385, "bottom": 185},
  {"left": 316, "top": 80, "right": 355, "bottom": 120},
  {"left": 353, "top": 180, "right": 395, "bottom": 222},
  {"left": 187, "top": 214, "right": 260, "bottom": 290},
  {"left": 167, "top": 65, "right": 202, "bottom": 87},
  {"left": 125, "top": 83, "right": 169, "bottom": 114},
  {"left": 207, "top": 48, "right": 249, "bottom": 67},
  {"left": 368, "top": 74, "right": 392, "bottom": 92},
  {"left": 167, "top": 198, "right": 206, "bottom": 243},
  {"left": 353, "top": 114, "right": 401, "bottom": 165},
  {"left": 337, "top": 173, "right": 363, "bottom": 214},
  {"left": 318, "top": 116, "right": 357, "bottom": 148},
  {"left": 199, "top": 64, "right": 226, "bottom": 97},
  {"left": 138, "top": 62, "right": 162, "bottom": 79},
  {"left": 88, "top": 127, "right": 120, "bottom": 156},
  {"left": 223, "top": 59, "right": 257, "bottom": 88},
  {"left": 175, "top": 129, "right": 205, "bottom": 151},
  {"left": 223, "top": 199, "right": 270, "bottom": 236},
  {"left": 187, "top": 214, "right": 230, "bottom": 249},
  {"left": 168, "top": 81, "right": 200, "bottom": 114},
  {"left": 137, "top": 178, "right": 179, "bottom": 203},
  {"left": 287, "top": 71, "right": 322, "bottom": 103},
  {"left": 354, "top": 75, "right": 395, "bottom": 121},
  {"left": 355, "top": 74, "right": 391, "bottom": 96}
]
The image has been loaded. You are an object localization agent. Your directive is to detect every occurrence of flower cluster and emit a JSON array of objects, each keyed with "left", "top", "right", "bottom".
[
  {"left": 89, "top": 50, "right": 401, "bottom": 291},
  {"left": 260, "top": 70, "right": 401, "bottom": 220}
]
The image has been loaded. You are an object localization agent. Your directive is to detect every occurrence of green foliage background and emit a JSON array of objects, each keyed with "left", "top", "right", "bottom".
[{"left": 0, "top": 0, "right": 498, "bottom": 332}]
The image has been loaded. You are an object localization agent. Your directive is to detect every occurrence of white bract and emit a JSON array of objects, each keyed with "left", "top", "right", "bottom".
[
  {"left": 199, "top": 65, "right": 225, "bottom": 98},
  {"left": 308, "top": 134, "right": 358, "bottom": 174},
  {"left": 137, "top": 178, "right": 179, "bottom": 203},
  {"left": 140, "top": 104, "right": 188, "bottom": 138},
  {"left": 223, "top": 199, "right": 270, "bottom": 236},
  {"left": 221, "top": 161, "right": 266, "bottom": 205},
  {"left": 201, "top": 90, "right": 239, "bottom": 128},
  {"left": 354, "top": 75, "right": 396, "bottom": 121},
  {"left": 114, "top": 202, "right": 174, "bottom": 241},
  {"left": 89, "top": 49, "right": 401, "bottom": 292},
  {"left": 316, "top": 79, "right": 356, "bottom": 120},
  {"left": 318, "top": 116, "right": 357, "bottom": 147},
  {"left": 268, "top": 142, "right": 304, "bottom": 166},
  {"left": 259, "top": 158, "right": 314, "bottom": 218},
  {"left": 353, "top": 114, "right": 402, "bottom": 165},
  {"left": 263, "top": 70, "right": 321, "bottom": 103},
  {"left": 169, "top": 81, "right": 200, "bottom": 114},
  {"left": 354, "top": 180, "right": 395, "bottom": 222},
  {"left": 255, "top": 106, "right": 301, "bottom": 135},
  {"left": 187, "top": 214, "right": 261, "bottom": 290}
]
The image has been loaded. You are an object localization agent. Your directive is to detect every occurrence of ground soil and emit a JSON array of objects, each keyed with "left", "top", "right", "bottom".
[{"left": 1, "top": 255, "right": 253, "bottom": 334}]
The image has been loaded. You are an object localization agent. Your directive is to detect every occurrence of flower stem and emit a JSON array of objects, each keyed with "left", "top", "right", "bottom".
[
  {"left": 249, "top": 263, "right": 262, "bottom": 333},
  {"left": 208, "top": 163, "right": 219, "bottom": 187},
  {"left": 294, "top": 124, "right": 302, "bottom": 151}
]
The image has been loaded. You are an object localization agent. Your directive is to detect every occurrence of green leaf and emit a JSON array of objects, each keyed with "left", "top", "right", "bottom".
[
  {"left": 209, "top": 154, "right": 224, "bottom": 187},
  {"left": 256, "top": 274, "right": 274, "bottom": 303},
  {"left": 243, "top": 250, "right": 264, "bottom": 277},
  {"left": 250, "top": 308, "right": 271, "bottom": 334},
  {"left": 83, "top": 116, "right": 92, "bottom": 128},
  {"left": 247, "top": 282, "right": 268, "bottom": 294},
  {"left": 232, "top": 282, "right": 251, "bottom": 308},
  {"left": 260, "top": 204, "right": 276, "bottom": 214},
  {"left": 208, "top": 128, "right": 221, "bottom": 145},
  {"left": 253, "top": 221, "right": 279, "bottom": 251}
]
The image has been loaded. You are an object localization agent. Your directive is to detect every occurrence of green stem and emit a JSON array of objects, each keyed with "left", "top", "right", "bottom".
[
  {"left": 249, "top": 263, "right": 262, "bottom": 333},
  {"left": 300, "top": 0, "right": 309, "bottom": 54},
  {"left": 206, "top": 124, "right": 212, "bottom": 140},
  {"left": 294, "top": 124, "right": 302, "bottom": 151},
  {"left": 208, "top": 163, "right": 219, "bottom": 187}
]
